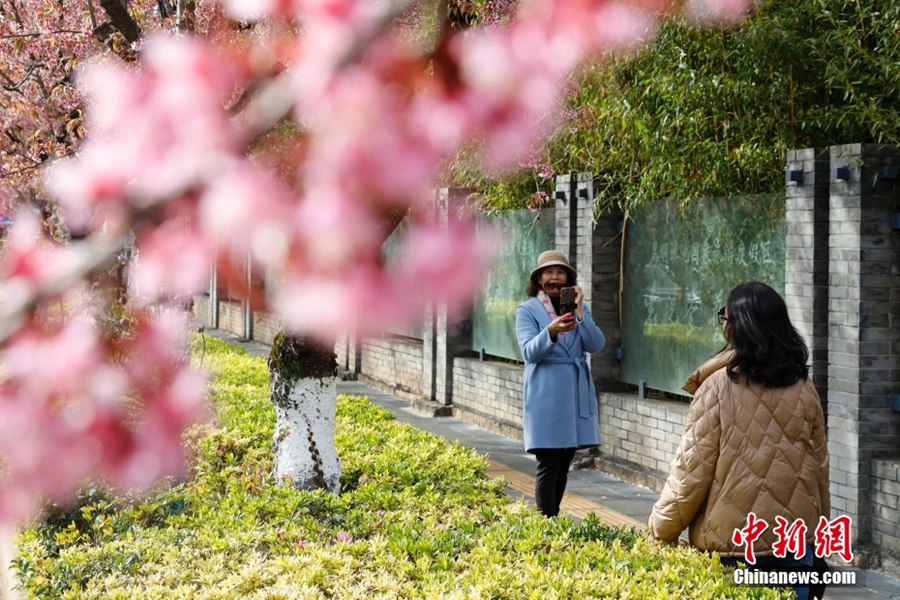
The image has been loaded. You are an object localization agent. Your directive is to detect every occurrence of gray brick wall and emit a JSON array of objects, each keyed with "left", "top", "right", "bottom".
[
  {"left": 252, "top": 311, "right": 279, "bottom": 346},
  {"left": 217, "top": 300, "right": 244, "bottom": 339},
  {"left": 451, "top": 357, "right": 524, "bottom": 441},
  {"left": 192, "top": 295, "right": 210, "bottom": 327},
  {"left": 872, "top": 459, "right": 900, "bottom": 553},
  {"left": 826, "top": 143, "right": 900, "bottom": 545},
  {"left": 597, "top": 393, "right": 685, "bottom": 492},
  {"left": 358, "top": 337, "right": 424, "bottom": 401},
  {"left": 195, "top": 296, "right": 280, "bottom": 347},
  {"left": 785, "top": 148, "right": 829, "bottom": 394}
]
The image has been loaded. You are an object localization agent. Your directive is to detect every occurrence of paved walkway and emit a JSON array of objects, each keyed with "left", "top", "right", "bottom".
[{"left": 217, "top": 329, "right": 900, "bottom": 599}]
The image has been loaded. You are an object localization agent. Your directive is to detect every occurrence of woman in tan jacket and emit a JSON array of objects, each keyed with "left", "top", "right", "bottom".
[{"left": 648, "top": 282, "right": 830, "bottom": 600}]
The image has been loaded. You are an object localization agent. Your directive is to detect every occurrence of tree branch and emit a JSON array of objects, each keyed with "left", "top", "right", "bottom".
[
  {"left": 1, "top": 63, "right": 39, "bottom": 93},
  {"left": 157, "top": 0, "right": 174, "bottom": 19},
  {"left": 176, "top": 0, "right": 195, "bottom": 32},
  {"left": 0, "top": 233, "right": 126, "bottom": 343},
  {"left": 0, "top": 159, "right": 42, "bottom": 178},
  {"left": 1, "top": 29, "right": 86, "bottom": 39},
  {"left": 87, "top": 0, "right": 98, "bottom": 29},
  {"left": 98, "top": 0, "right": 142, "bottom": 43},
  {"left": 232, "top": 0, "right": 420, "bottom": 140}
]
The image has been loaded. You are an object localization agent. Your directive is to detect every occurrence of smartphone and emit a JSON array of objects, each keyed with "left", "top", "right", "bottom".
[{"left": 560, "top": 286, "right": 577, "bottom": 316}]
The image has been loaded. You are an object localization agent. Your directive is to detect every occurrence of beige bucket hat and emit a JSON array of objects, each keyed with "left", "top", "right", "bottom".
[{"left": 529, "top": 250, "right": 577, "bottom": 283}]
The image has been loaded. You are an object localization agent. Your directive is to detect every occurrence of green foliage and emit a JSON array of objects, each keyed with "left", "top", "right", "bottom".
[
  {"left": 643, "top": 322, "right": 719, "bottom": 347},
  {"left": 15, "top": 337, "right": 789, "bottom": 599},
  {"left": 469, "top": 0, "right": 900, "bottom": 213},
  {"left": 267, "top": 331, "right": 337, "bottom": 409},
  {"left": 445, "top": 156, "right": 556, "bottom": 212}
]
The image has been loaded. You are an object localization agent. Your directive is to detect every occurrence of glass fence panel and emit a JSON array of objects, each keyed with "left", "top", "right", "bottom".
[
  {"left": 472, "top": 208, "right": 555, "bottom": 361},
  {"left": 621, "top": 194, "right": 785, "bottom": 397},
  {"left": 382, "top": 215, "right": 425, "bottom": 339}
]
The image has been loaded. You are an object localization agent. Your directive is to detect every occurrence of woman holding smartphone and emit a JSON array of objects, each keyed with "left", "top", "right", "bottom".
[{"left": 515, "top": 250, "right": 606, "bottom": 517}]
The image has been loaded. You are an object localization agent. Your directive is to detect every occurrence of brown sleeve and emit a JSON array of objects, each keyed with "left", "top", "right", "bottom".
[{"left": 648, "top": 380, "right": 723, "bottom": 543}]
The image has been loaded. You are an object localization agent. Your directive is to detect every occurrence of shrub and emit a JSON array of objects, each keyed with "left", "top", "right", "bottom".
[{"left": 14, "top": 335, "right": 789, "bottom": 599}]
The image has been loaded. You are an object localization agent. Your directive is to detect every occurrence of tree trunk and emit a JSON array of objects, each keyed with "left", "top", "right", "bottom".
[
  {"left": 268, "top": 333, "right": 341, "bottom": 493},
  {"left": 271, "top": 376, "right": 341, "bottom": 493},
  {"left": 98, "top": 0, "right": 142, "bottom": 42}
]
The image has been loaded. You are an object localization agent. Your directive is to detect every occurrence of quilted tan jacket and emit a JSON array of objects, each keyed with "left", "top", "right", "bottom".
[{"left": 648, "top": 351, "right": 830, "bottom": 557}]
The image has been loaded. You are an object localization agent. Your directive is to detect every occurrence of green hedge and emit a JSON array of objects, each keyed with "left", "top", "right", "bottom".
[{"left": 13, "top": 336, "right": 788, "bottom": 599}]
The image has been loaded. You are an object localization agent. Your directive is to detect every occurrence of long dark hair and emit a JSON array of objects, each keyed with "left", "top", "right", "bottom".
[{"left": 725, "top": 281, "right": 810, "bottom": 387}]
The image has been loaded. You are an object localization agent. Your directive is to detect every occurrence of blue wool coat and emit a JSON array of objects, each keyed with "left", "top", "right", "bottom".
[{"left": 515, "top": 297, "right": 605, "bottom": 453}]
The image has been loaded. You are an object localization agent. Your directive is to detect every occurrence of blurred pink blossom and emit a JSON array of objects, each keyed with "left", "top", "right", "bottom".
[
  {"left": 685, "top": 0, "right": 752, "bottom": 23},
  {"left": 45, "top": 36, "right": 241, "bottom": 234},
  {"left": 2, "top": 0, "right": 749, "bottom": 524},
  {"left": 0, "top": 309, "right": 206, "bottom": 521},
  {"left": 129, "top": 220, "right": 213, "bottom": 303}
]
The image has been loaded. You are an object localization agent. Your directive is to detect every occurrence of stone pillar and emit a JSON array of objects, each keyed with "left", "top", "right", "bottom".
[
  {"left": 421, "top": 302, "right": 436, "bottom": 401},
  {"left": 417, "top": 187, "right": 472, "bottom": 415},
  {"left": 207, "top": 264, "right": 219, "bottom": 329},
  {"left": 348, "top": 335, "right": 361, "bottom": 375},
  {"left": 242, "top": 254, "right": 253, "bottom": 341},
  {"left": 565, "top": 172, "right": 623, "bottom": 390},
  {"left": 784, "top": 148, "right": 830, "bottom": 396},
  {"left": 554, "top": 173, "right": 578, "bottom": 263},
  {"left": 827, "top": 143, "right": 900, "bottom": 545},
  {"left": 335, "top": 333, "right": 360, "bottom": 379},
  {"left": 572, "top": 173, "right": 595, "bottom": 301}
]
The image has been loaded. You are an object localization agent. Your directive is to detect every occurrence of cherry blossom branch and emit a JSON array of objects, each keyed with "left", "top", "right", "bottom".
[
  {"left": 0, "top": 29, "right": 87, "bottom": 39},
  {"left": 0, "top": 231, "right": 125, "bottom": 342},
  {"left": 0, "top": 158, "right": 47, "bottom": 178},
  {"left": 0, "top": 62, "right": 40, "bottom": 92},
  {"left": 98, "top": 0, "right": 142, "bottom": 42},
  {"left": 233, "top": 0, "right": 421, "bottom": 141},
  {"left": 0, "top": 0, "right": 753, "bottom": 525}
]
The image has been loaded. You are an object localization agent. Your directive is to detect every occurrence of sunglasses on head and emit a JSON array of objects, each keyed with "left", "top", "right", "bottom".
[{"left": 717, "top": 307, "right": 728, "bottom": 324}]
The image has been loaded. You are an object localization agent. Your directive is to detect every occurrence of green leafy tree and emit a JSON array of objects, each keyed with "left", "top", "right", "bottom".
[{"left": 466, "top": 0, "right": 900, "bottom": 212}]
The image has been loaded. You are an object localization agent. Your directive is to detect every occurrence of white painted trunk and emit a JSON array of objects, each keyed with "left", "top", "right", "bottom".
[{"left": 272, "top": 376, "right": 341, "bottom": 494}]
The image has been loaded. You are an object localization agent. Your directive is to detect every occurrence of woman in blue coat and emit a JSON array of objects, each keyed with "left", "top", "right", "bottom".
[{"left": 515, "top": 250, "right": 605, "bottom": 517}]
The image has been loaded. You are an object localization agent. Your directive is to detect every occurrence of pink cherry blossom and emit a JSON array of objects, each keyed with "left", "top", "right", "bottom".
[
  {"left": 0, "top": 307, "right": 206, "bottom": 521},
  {"left": 392, "top": 218, "right": 491, "bottom": 312},
  {"left": 1, "top": 0, "right": 747, "bottom": 524},
  {"left": 129, "top": 219, "right": 213, "bottom": 304}
]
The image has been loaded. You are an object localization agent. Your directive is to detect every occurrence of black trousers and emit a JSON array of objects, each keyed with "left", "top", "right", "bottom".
[{"left": 533, "top": 448, "right": 576, "bottom": 517}]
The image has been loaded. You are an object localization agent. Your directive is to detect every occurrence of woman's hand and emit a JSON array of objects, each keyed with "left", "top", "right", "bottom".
[
  {"left": 549, "top": 313, "right": 577, "bottom": 341},
  {"left": 573, "top": 285, "right": 585, "bottom": 320}
]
